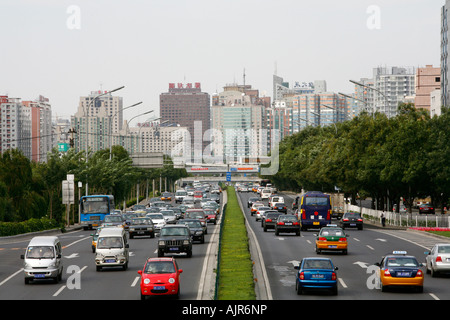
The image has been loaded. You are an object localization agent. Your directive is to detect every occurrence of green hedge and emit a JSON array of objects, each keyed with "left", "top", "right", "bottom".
[{"left": 0, "top": 217, "right": 60, "bottom": 237}]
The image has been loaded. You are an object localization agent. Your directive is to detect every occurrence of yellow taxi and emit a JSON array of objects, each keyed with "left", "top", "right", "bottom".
[
  {"left": 161, "top": 192, "right": 172, "bottom": 201},
  {"left": 375, "top": 251, "right": 424, "bottom": 293},
  {"left": 315, "top": 225, "right": 348, "bottom": 255}
]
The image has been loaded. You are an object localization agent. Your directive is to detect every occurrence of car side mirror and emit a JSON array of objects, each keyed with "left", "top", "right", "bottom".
[
  {"left": 125, "top": 244, "right": 129, "bottom": 248},
  {"left": 57, "top": 254, "right": 62, "bottom": 259},
  {"left": 20, "top": 254, "right": 24, "bottom": 259},
  {"left": 424, "top": 251, "right": 430, "bottom": 255},
  {"left": 179, "top": 269, "right": 183, "bottom": 274},
  {"left": 294, "top": 266, "right": 300, "bottom": 270},
  {"left": 334, "top": 266, "right": 339, "bottom": 271},
  {"left": 138, "top": 270, "right": 142, "bottom": 275},
  {"left": 374, "top": 262, "right": 381, "bottom": 267}
]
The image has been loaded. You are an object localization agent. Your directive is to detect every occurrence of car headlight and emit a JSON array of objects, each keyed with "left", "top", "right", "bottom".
[
  {"left": 158, "top": 240, "right": 165, "bottom": 246},
  {"left": 195, "top": 231, "right": 203, "bottom": 235},
  {"left": 144, "top": 278, "right": 150, "bottom": 284},
  {"left": 183, "top": 240, "right": 190, "bottom": 245},
  {"left": 168, "top": 278, "right": 175, "bottom": 284},
  {"left": 130, "top": 228, "right": 135, "bottom": 231}
]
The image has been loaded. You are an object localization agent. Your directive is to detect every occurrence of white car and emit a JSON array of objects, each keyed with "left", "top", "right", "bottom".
[
  {"left": 425, "top": 243, "right": 450, "bottom": 277},
  {"left": 269, "top": 196, "right": 285, "bottom": 208},
  {"left": 255, "top": 206, "right": 271, "bottom": 221},
  {"left": 261, "top": 188, "right": 272, "bottom": 199},
  {"left": 146, "top": 213, "right": 166, "bottom": 231},
  {"left": 175, "top": 190, "right": 187, "bottom": 203}
]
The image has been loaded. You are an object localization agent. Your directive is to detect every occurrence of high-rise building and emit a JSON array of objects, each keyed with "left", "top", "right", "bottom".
[
  {"left": 0, "top": 95, "right": 53, "bottom": 162},
  {"left": 442, "top": 0, "right": 450, "bottom": 107},
  {"left": 415, "top": 65, "right": 441, "bottom": 112},
  {"left": 71, "top": 91, "right": 123, "bottom": 153},
  {"left": 160, "top": 83, "right": 210, "bottom": 158},
  {"left": 212, "top": 84, "right": 267, "bottom": 163}
]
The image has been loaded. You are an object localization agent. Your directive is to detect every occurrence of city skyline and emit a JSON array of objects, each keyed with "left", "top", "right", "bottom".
[{"left": 0, "top": 0, "right": 442, "bottom": 123}]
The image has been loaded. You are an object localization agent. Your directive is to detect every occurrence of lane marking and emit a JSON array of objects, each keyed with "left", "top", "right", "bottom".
[
  {"left": 338, "top": 278, "right": 348, "bottom": 288},
  {"left": 429, "top": 293, "right": 440, "bottom": 300},
  {"left": 366, "top": 245, "right": 375, "bottom": 250},
  {"left": 0, "top": 268, "right": 23, "bottom": 287},
  {"left": 131, "top": 276, "right": 140, "bottom": 287}
]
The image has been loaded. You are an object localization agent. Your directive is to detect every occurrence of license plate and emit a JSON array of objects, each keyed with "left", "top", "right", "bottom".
[
  {"left": 138, "top": 231, "right": 145, "bottom": 234},
  {"left": 169, "top": 247, "right": 179, "bottom": 251},
  {"left": 285, "top": 222, "right": 292, "bottom": 225},
  {"left": 313, "top": 222, "right": 320, "bottom": 225},
  {"left": 105, "top": 259, "right": 116, "bottom": 263},
  {"left": 154, "top": 286, "right": 165, "bottom": 290},
  {"left": 328, "top": 245, "right": 337, "bottom": 248},
  {"left": 397, "top": 272, "right": 411, "bottom": 277},
  {"left": 311, "top": 274, "right": 324, "bottom": 279},
  {"left": 34, "top": 274, "right": 46, "bottom": 278},
  {"left": 350, "top": 223, "right": 356, "bottom": 226}
]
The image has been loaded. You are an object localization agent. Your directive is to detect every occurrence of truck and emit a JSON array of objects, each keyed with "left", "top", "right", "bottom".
[{"left": 329, "top": 193, "right": 345, "bottom": 219}]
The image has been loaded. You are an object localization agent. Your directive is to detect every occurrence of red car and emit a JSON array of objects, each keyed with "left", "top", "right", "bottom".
[{"left": 138, "top": 257, "right": 183, "bottom": 299}]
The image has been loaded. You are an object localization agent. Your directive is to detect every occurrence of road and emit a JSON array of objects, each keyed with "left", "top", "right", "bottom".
[
  {"left": 0, "top": 200, "right": 221, "bottom": 300},
  {"left": 237, "top": 190, "right": 450, "bottom": 300}
]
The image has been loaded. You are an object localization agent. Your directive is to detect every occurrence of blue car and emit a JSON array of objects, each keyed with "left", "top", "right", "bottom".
[{"left": 294, "top": 257, "right": 338, "bottom": 295}]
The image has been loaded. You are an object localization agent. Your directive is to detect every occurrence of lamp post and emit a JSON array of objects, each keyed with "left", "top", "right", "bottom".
[
  {"left": 349, "top": 79, "right": 388, "bottom": 116},
  {"left": 125, "top": 110, "right": 154, "bottom": 154},
  {"left": 109, "top": 101, "right": 142, "bottom": 160},
  {"left": 84, "top": 85, "right": 124, "bottom": 196}
]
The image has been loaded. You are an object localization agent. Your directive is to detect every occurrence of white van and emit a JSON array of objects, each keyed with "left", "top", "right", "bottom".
[
  {"left": 21, "top": 236, "right": 63, "bottom": 284},
  {"left": 95, "top": 227, "right": 129, "bottom": 271},
  {"left": 261, "top": 188, "right": 272, "bottom": 200},
  {"left": 269, "top": 196, "right": 285, "bottom": 208}
]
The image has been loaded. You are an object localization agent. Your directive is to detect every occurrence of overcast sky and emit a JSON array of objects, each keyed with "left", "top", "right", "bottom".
[{"left": 0, "top": 0, "right": 443, "bottom": 124}]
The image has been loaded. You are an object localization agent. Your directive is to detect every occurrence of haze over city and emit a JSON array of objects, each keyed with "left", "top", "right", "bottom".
[{"left": 0, "top": 0, "right": 442, "bottom": 123}]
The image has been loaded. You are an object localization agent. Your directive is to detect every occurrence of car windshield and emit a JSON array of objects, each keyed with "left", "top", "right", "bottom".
[
  {"left": 97, "top": 236, "right": 123, "bottom": 249},
  {"left": 131, "top": 218, "right": 152, "bottom": 225},
  {"left": 305, "top": 197, "right": 328, "bottom": 206},
  {"left": 144, "top": 261, "right": 176, "bottom": 274},
  {"left": 148, "top": 214, "right": 164, "bottom": 220},
  {"left": 279, "top": 215, "right": 297, "bottom": 222},
  {"left": 186, "top": 212, "right": 204, "bottom": 219},
  {"left": 161, "top": 227, "right": 189, "bottom": 237},
  {"left": 104, "top": 215, "right": 123, "bottom": 223},
  {"left": 438, "top": 245, "right": 450, "bottom": 253},
  {"left": 184, "top": 221, "right": 202, "bottom": 228},
  {"left": 344, "top": 213, "right": 361, "bottom": 218},
  {"left": 26, "top": 246, "right": 55, "bottom": 259},
  {"left": 161, "top": 210, "right": 175, "bottom": 216},
  {"left": 320, "top": 229, "right": 345, "bottom": 237},
  {"left": 385, "top": 257, "right": 419, "bottom": 267},
  {"left": 303, "top": 259, "right": 333, "bottom": 269}
]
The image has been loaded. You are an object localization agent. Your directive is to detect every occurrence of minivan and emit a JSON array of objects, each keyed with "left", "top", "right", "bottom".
[
  {"left": 21, "top": 236, "right": 63, "bottom": 284},
  {"left": 95, "top": 227, "right": 129, "bottom": 271}
]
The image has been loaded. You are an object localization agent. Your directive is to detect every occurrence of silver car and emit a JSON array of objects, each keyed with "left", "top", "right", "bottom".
[{"left": 425, "top": 243, "right": 450, "bottom": 277}]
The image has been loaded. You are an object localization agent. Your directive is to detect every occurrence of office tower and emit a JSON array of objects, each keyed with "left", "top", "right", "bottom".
[
  {"left": 211, "top": 84, "right": 267, "bottom": 163},
  {"left": 160, "top": 83, "right": 210, "bottom": 158},
  {"left": 442, "top": 0, "right": 450, "bottom": 107},
  {"left": 71, "top": 91, "right": 123, "bottom": 153}
]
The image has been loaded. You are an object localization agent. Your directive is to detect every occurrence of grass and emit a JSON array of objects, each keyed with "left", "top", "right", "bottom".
[
  {"left": 217, "top": 186, "right": 256, "bottom": 300},
  {"left": 427, "top": 231, "right": 450, "bottom": 238}
]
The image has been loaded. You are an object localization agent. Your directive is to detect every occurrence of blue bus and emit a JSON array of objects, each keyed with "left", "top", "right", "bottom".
[
  {"left": 80, "top": 195, "right": 115, "bottom": 230},
  {"left": 298, "top": 191, "right": 332, "bottom": 231}
]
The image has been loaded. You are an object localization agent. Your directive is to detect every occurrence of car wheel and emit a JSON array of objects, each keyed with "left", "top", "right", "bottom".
[
  {"left": 187, "top": 250, "right": 192, "bottom": 258},
  {"left": 316, "top": 246, "right": 321, "bottom": 254},
  {"left": 296, "top": 281, "right": 303, "bottom": 295},
  {"left": 431, "top": 267, "right": 439, "bottom": 278},
  {"left": 158, "top": 249, "right": 164, "bottom": 257},
  {"left": 275, "top": 229, "right": 279, "bottom": 236},
  {"left": 332, "top": 286, "right": 338, "bottom": 295}
]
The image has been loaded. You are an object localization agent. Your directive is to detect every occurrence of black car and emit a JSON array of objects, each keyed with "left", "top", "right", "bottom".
[
  {"left": 248, "top": 197, "right": 261, "bottom": 208},
  {"left": 275, "top": 214, "right": 301, "bottom": 236},
  {"left": 263, "top": 211, "right": 283, "bottom": 232},
  {"left": 158, "top": 225, "right": 193, "bottom": 257},
  {"left": 419, "top": 204, "right": 435, "bottom": 214},
  {"left": 339, "top": 212, "right": 363, "bottom": 230},
  {"left": 129, "top": 217, "right": 155, "bottom": 239},
  {"left": 177, "top": 219, "right": 205, "bottom": 243},
  {"left": 273, "top": 202, "right": 287, "bottom": 214}
]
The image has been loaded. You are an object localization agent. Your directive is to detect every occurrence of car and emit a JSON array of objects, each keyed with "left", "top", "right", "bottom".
[
  {"left": 185, "top": 209, "right": 207, "bottom": 234},
  {"left": 175, "top": 190, "right": 187, "bottom": 203},
  {"left": 102, "top": 214, "right": 126, "bottom": 229},
  {"left": 250, "top": 202, "right": 265, "bottom": 216},
  {"left": 374, "top": 251, "right": 424, "bottom": 292},
  {"left": 151, "top": 201, "right": 169, "bottom": 209},
  {"left": 339, "top": 212, "right": 363, "bottom": 230},
  {"left": 160, "top": 192, "right": 172, "bottom": 201},
  {"left": 138, "top": 257, "right": 183, "bottom": 299},
  {"left": 315, "top": 225, "right": 349, "bottom": 254},
  {"left": 269, "top": 196, "right": 284, "bottom": 208},
  {"left": 158, "top": 225, "right": 193, "bottom": 257},
  {"left": 419, "top": 204, "right": 435, "bottom": 214},
  {"left": 255, "top": 206, "right": 271, "bottom": 222},
  {"left": 132, "top": 204, "right": 146, "bottom": 211},
  {"left": 146, "top": 213, "right": 166, "bottom": 231},
  {"left": 203, "top": 209, "right": 217, "bottom": 225},
  {"left": 425, "top": 243, "right": 450, "bottom": 277},
  {"left": 247, "top": 197, "right": 261, "bottom": 208},
  {"left": 210, "top": 193, "right": 220, "bottom": 203},
  {"left": 95, "top": 227, "right": 129, "bottom": 271},
  {"left": 128, "top": 217, "right": 155, "bottom": 239},
  {"left": 182, "top": 196, "right": 195, "bottom": 209},
  {"left": 261, "top": 188, "right": 272, "bottom": 200},
  {"left": 272, "top": 202, "right": 287, "bottom": 214},
  {"left": 275, "top": 214, "right": 301, "bottom": 236},
  {"left": 263, "top": 211, "right": 283, "bottom": 232},
  {"left": 193, "top": 190, "right": 203, "bottom": 202},
  {"left": 177, "top": 219, "right": 205, "bottom": 243},
  {"left": 294, "top": 257, "right": 338, "bottom": 295},
  {"left": 160, "top": 209, "right": 177, "bottom": 224}
]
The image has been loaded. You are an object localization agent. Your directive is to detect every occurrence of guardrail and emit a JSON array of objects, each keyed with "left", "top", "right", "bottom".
[{"left": 347, "top": 204, "right": 450, "bottom": 228}]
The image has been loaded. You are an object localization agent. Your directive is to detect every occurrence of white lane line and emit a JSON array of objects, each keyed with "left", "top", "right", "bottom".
[
  {"left": 429, "top": 293, "right": 440, "bottom": 300},
  {"left": 131, "top": 276, "right": 140, "bottom": 287},
  {"left": 366, "top": 245, "right": 375, "bottom": 250},
  {"left": 53, "top": 265, "right": 87, "bottom": 297},
  {"left": 63, "top": 236, "right": 91, "bottom": 249},
  {"left": 0, "top": 268, "right": 23, "bottom": 287},
  {"left": 338, "top": 278, "right": 348, "bottom": 288}
]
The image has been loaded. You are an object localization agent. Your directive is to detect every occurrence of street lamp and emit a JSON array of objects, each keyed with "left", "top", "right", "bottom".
[
  {"left": 109, "top": 101, "right": 142, "bottom": 160},
  {"left": 84, "top": 85, "right": 124, "bottom": 196},
  {"left": 125, "top": 110, "right": 154, "bottom": 153},
  {"left": 349, "top": 80, "right": 388, "bottom": 116}
]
